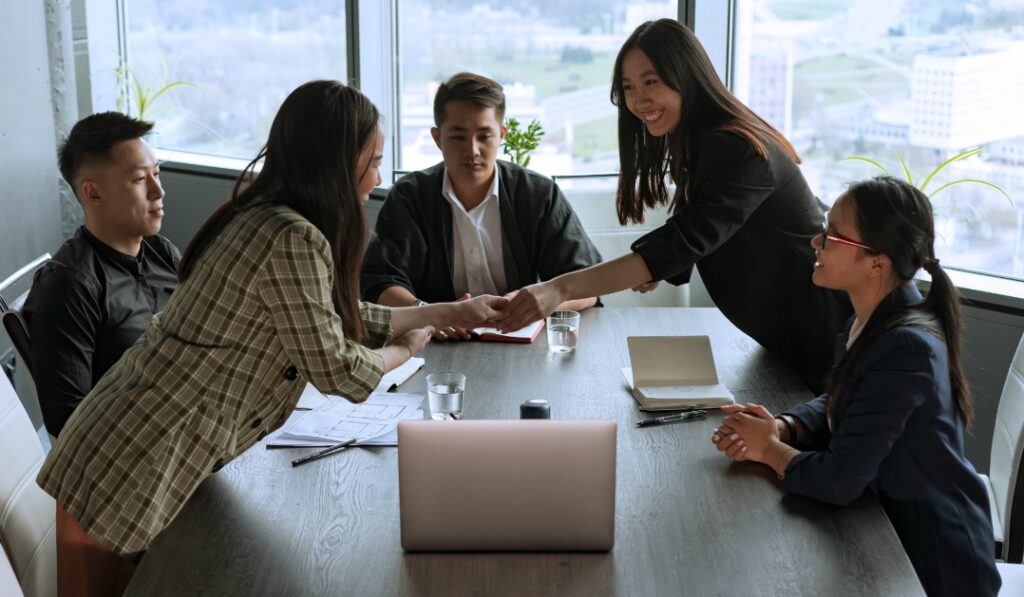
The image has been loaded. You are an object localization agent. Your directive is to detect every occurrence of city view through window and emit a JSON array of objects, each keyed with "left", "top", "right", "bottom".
[
  {"left": 733, "top": 0, "right": 1024, "bottom": 279},
  {"left": 126, "top": 0, "right": 1024, "bottom": 280}
]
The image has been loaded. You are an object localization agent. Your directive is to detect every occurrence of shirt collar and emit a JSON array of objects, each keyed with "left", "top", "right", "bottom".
[
  {"left": 80, "top": 226, "right": 147, "bottom": 273},
  {"left": 441, "top": 164, "right": 501, "bottom": 214}
]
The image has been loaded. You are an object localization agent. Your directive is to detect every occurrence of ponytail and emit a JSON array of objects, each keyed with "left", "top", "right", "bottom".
[{"left": 922, "top": 258, "right": 972, "bottom": 427}]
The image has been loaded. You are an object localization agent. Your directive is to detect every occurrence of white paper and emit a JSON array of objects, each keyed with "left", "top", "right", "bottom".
[
  {"left": 621, "top": 367, "right": 735, "bottom": 402},
  {"left": 294, "top": 357, "right": 425, "bottom": 410},
  {"left": 375, "top": 357, "right": 425, "bottom": 392},
  {"left": 266, "top": 409, "right": 422, "bottom": 447},
  {"left": 472, "top": 320, "right": 543, "bottom": 340},
  {"left": 267, "top": 392, "right": 424, "bottom": 447}
]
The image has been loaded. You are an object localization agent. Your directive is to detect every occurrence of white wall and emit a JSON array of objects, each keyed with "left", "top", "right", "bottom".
[{"left": 0, "top": 1, "right": 67, "bottom": 429}]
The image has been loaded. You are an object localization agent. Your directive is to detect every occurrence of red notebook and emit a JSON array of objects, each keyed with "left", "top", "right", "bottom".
[{"left": 470, "top": 320, "right": 545, "bottom": 343}]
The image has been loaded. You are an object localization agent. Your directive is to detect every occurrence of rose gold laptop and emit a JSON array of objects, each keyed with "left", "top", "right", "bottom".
[{"left": 397, "top": 420, "right": 617, "bottom": 552}]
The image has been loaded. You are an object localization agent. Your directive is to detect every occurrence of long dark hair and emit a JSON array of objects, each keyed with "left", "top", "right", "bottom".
[
  {"left": 827, "top": 176, "right": 972, "bottom": 427},
  {"left": 610, "top": 18, "right": 800, "bottom": 224},
  {"left": 179, "top": 80, "right": 379, "bottom": 342}
]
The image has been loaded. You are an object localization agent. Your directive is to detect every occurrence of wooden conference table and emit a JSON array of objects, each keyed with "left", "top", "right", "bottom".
[{"left": 125, "top": 308, "right": 923, "bottom": 596}]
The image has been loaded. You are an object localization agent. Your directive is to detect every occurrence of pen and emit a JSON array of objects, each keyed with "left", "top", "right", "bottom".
[
  {"left": 291, "top": 438, "right": 358, "bottom": 467},
  {"left": 635, "top": 410, "right": 707, "bottom": 428}
]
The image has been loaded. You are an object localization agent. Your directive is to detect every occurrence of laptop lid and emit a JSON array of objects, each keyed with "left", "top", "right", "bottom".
[{"left": 398, "top": 419, "right": 617, "bottom": 552}]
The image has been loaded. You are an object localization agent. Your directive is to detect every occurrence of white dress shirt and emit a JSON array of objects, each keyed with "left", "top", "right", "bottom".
[{"left": 442, "top": 169, "right": 507, "bottom": 297}]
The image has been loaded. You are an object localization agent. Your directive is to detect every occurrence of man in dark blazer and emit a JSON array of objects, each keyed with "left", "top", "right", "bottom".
[{"left": 361, "top": 72, "right": 601, "bottom": 339}]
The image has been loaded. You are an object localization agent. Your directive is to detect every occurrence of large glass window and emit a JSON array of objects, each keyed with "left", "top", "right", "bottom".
[
  {"left": 732, "top": 0, "right": 1024, "bottom": 279},
  {"left": 125, "top": 0, "right": 347, "bottom": 160},
  {"left": 396, "top": 0, "right": 678, "bottom": 176}
]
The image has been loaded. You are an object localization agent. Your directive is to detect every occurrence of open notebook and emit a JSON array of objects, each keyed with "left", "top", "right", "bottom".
[
  {"left": 470, "top": 319, "right": 544, "bottom": 343},
  {"left": 621, "top": 336, "right": 735, "bottom": 411}
]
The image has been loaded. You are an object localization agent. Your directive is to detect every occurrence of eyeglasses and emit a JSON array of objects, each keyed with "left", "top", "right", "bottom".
[{"left": 820, "top": 211, "right": 874, "bottom": 251}]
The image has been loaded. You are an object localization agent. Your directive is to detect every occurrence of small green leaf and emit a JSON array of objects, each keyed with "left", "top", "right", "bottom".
[
  {"left": 898, "top": 158, "right": 914, "bottom": 187},
  {"left": 929, "top": 178, "right": 1013, "bottom": 206},
  {"left": 919, "top": 147, "right": 982, "bottom": 193},
  {"left": 841, "top": 156, "right": 889, "bottom": 175}
]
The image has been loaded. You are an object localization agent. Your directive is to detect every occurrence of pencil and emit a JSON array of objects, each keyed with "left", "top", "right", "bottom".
[{"left": 291, "top": 438, "right": 358, "bottom": 467}]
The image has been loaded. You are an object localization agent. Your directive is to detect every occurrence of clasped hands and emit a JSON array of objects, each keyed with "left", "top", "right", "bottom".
[{"left": 712, "top": 403, "right": 784, "bottom": 464}]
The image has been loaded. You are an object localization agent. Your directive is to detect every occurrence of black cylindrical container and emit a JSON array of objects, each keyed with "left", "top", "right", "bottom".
[{"left": 520, "top": 399, "right": 551, "bottom": 419}]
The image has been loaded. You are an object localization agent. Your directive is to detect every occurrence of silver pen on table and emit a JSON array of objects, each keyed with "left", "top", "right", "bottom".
[
  {"left": 635, "top": 410, "right": 708, "bottom": 428},
  {"left": 290, "top": 438, "right": 357, "bottom": 467}
]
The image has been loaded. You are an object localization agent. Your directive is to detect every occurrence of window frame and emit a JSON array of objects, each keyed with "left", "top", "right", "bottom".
[{"left": 84, "top": 0, "right": 1024, "bottom": 301}]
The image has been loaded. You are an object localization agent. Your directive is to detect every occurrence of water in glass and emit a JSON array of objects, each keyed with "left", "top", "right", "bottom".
[{"left": 428, "top": 382, "right": 463, "bottom": 420}]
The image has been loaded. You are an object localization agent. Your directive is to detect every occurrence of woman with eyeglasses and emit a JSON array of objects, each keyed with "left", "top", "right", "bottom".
[
  {"left": 496, "top": 19, "right": 851, "bottom": 393},
  {"left": 712, "top": 176, "right": 1001, "bottom": 596}
]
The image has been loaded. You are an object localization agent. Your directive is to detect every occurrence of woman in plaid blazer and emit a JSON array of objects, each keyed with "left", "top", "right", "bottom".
[{"left": 37, "top": 81, "right": 505, "bottom": 595}]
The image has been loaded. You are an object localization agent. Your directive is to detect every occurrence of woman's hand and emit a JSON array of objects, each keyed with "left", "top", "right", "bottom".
[
  {"left": 713, "top": 403, "right": 780, "bottom": 464},
  {"left": 495, "top": 281, "right": 564, "bottom": 333},
  {"left": 631, "top": 281, "right": 659, "bottom": 293},
  {"left": 392, "top": 326, "right": 434, "bottom": 357},
  {"left": 451, "top": 294, "right": 509, "bottom": 329},
  {"left": 433, "top": 294, "right": 474, "bottom": 341}
]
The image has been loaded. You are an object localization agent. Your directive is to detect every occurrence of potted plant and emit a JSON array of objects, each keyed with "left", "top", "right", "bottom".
[
  {"left": 843, "top": 147, "right": 1011, "bottom": 206},
  {"left": 501, "top": 118, "right": 545, "bottom": 169}
]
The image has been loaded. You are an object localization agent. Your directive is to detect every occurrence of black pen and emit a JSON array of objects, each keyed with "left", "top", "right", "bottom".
[
  {"left": 635, "top": 410, "right": 707, "bottom": 428},
  {"left": 291, "top": 438, "right": 357, "bottom": 467}
]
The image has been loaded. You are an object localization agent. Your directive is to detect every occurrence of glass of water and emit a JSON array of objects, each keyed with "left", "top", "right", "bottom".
[
  {"left": 546, "top": 310, "right": 580, "bottom": 353},
  {"left": 426, "top": 372, "right": 465, "bottom": 420}
]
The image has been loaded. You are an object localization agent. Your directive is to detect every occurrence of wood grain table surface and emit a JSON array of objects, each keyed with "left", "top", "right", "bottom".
[{"left": 125, "top": 308, "right": 923, "bottom": 597}]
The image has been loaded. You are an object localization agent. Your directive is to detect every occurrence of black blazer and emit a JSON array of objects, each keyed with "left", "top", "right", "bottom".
[
  {"left": 361, "top": 161, "right": 602, "bottom": 303},
  {"left": 783, "top": 284, "right": 1001, "bottom": 596},
  {"left": 631, "top": 131, "right": 851, "bottom": 393}
]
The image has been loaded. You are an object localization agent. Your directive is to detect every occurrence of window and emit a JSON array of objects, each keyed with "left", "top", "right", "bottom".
[
  {"left": 125, "top": 0, "right": 347, "bottom": 160},
  {"left": 731, "top": 0, "right": 1024, "bottom": 280},
  {"left": 396, "top": 0, "right": 679, "bottom": 176}
]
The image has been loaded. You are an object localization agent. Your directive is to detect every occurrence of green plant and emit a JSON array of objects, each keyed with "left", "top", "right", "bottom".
[
  {"left": 843, "top": 147, "right": 1012, "bottom": 205},
  {"left": 116, "top": 56, "right": 194, "bottom": 121},
  {"left": 502, "top": 118, "right": 545, "bottom": 168}
]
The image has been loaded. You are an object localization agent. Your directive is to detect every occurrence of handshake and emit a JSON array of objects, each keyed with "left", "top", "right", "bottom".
[{"left": 417, "top": 283, "right": 561, "bottom": 342}]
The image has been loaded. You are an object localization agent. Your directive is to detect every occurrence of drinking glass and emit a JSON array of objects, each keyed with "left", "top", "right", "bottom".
[
  {"left": 546, "top": 310, "right": 580, "bottom": 353},
  {"left": 426, "top": 372, "right": 465, "bottom": 420}
]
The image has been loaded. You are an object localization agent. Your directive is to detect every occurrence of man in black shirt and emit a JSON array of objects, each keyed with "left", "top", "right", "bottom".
[{"left": 23, "top": 112, "right": 180, "bottom": 437}]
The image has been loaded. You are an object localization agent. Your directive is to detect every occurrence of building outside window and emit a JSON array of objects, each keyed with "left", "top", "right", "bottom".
[
  {"left": 732, "top": 0, "right": 1024, "bottom": 279},
  {"left": 396, "top": 0, "right": 679, "bottom": 177},
  {"left": 125, "top": 0, "right": 347, "bottom": 160}
]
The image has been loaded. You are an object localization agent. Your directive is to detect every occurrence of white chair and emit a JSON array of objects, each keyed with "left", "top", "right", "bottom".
[
  {"left": 997, "top": 562, "right": 1024, "bottom": 595},
  {"left": 0, "top": 254, "right": 51, "bottom": 402},
  {"left": 0, "top": 549, "right": 25, "bottom": 597},
  {"left": 983, "top": 331, "right": 1024, "bottom": 563},
  {"left": 0, "top": 372, "right": 56, "bottom": 597}
]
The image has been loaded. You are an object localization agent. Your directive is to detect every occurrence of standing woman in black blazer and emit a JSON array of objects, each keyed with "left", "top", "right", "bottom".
[
  {"left": 498, "top": 19, "right": 850, "bottom": 393},
  {"left": 713, "top": 176, "right": 1001, "bottom": 596}
]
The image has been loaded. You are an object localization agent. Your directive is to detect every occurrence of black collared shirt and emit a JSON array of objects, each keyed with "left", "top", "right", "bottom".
[{"left": 23, "top": 226, "right": 180, "bottom": 436}]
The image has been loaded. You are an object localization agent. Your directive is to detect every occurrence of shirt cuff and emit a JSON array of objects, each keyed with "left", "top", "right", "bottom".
[
  {"left": 631, "top": 223, "right": 693, "bottom": 283},
  {"left": 359, "top": 301, "right": 392, "bottom": 349}
]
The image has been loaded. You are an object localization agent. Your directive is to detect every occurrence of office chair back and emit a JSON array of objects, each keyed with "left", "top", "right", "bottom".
[
  {"left": 0, "top": 254, "right": 50, "bottom": 392},
  {"left": 0, "top": 371, "right": 56, "bottom": 597},
  {"left": 989, "top": 332, "right": 1024, "bottom": 562}
]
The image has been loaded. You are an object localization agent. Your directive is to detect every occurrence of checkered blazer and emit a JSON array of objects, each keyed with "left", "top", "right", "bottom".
[{"left": 37, "top": 202, "right": 391, "bottom": 555}]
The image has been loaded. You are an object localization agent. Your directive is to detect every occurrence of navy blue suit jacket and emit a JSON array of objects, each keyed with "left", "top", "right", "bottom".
[{"left": 782, "top": 283, "right": 1000, "bottom": 596}]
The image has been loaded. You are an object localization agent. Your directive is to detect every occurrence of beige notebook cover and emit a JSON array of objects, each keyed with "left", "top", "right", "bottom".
[{"left": 621, "top": 336, "right": 735, "bottom": 411}]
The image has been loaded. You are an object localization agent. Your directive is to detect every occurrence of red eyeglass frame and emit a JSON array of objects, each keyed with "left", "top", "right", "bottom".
[{"left": 821, "top": 212, "right": 874, "bottom": 251}]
